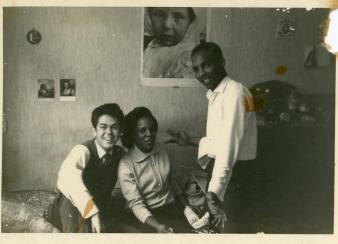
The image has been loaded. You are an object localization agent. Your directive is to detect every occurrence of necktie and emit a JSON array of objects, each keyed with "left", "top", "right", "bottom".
[{"left": 102, "top": 153, "right": 112, "bottom": 166}]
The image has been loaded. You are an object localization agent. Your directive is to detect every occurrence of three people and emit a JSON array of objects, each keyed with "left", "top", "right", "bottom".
[{"left": 47, "top": 41, "right": 257, "bottom": 234}]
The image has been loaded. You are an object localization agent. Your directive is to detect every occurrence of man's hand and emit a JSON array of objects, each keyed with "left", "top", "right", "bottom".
[
  {"left": 165, "top": 129, "right": 196, "bottom": 146},
  {"left": 91, "top": 213, "right": 101, "bottom": 233},
  {"left": 206, "top": 192, "right": 227, "bottom": 228},
  {"left": 198, "top": 155, "right": 215, "bottom": 170},
  {"left": 156, "top": 224, "right": 174, "bottom": 233}
]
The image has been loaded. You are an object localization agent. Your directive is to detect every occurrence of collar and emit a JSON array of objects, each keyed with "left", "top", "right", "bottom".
[
  {"left": 94, "top": 140, "right": 113, "bottom": 159},
  {"left": 206, "top": 76, "right": 231, "bottom": 101},
  {"left": 128, "top": 144, "right": 161, "bottom": 163}
]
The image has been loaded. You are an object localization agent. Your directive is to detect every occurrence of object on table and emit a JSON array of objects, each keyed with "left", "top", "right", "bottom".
[{"left": 250, "top": 80, "right": 300, "bottom": 125}]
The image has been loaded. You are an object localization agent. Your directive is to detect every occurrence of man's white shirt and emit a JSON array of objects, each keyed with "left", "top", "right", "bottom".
[{"left": 198, "top": 76, "right": 257, "bottom": 201}]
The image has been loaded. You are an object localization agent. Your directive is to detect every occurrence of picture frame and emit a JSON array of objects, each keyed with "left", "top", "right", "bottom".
[
  {"left": 60, "top": 79, "right": 76, "bottom": 101},
  {"left": 141, "top": 7, "right": 210, "bottom": 87},
  {"left": 37, "top": 79, "right": 55, "bottom": 100}
]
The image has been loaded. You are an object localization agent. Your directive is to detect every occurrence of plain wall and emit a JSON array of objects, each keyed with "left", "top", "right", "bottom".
[{"left": 2, "top": 7, "right": 335, "bottom": 191}]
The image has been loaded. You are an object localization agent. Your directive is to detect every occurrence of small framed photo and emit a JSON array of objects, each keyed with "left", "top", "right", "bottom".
[
  {"left": 60, "top": 79, "right": 76, "bottom": 101},
  {"left": 38, "top": 79, "right": 55, "bottom": 100},
  {"left": 141, "top": 7, "right": 208, "bottom": 87}
]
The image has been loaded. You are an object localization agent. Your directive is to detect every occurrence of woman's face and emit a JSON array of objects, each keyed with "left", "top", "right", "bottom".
[
  {"left": 134, "top": 116, "right": 157, "bottom": 153},
  {"left": 149, "top": 7, "right": 193, "bottom": 47},
  {"left": 64, "top": 82, "right": 70, "bottom": 89}
]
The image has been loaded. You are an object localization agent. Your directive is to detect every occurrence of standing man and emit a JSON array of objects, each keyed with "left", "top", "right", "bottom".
[{"left": 167, "top": 42, "right": 257, "bottom": 231}]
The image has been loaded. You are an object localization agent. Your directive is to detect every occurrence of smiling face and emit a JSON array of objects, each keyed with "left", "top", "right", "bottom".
[
  {"left": 192, "top": 50, "right": 226, "bottom": 91},
  {"left": 149, "top": 7, "right": 194, "bottom": 47},
  {"left": 133, "top": 116, "right": 157, "bottom": 153},
  {"left": 92, "top": 114, "right": 121, "bottom": 152}
]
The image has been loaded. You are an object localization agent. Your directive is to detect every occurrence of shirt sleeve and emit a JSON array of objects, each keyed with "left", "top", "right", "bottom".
[
  {"left": 57, "top": 144, "right": 99, "bottom": 219},
  {"left": 208, "top": 90, "right": 246, "bottom": 201},
  {"left": 118, "top": 159, "right": 153, "bottom": 223}
]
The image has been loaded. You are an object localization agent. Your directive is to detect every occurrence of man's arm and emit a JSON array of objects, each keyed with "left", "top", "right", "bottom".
[
  {"left": 57, "top": 145, "right": 99, "bottom": 219},
  {"left": 165, "top": 129, "right": 200, "bottom": 147},
  {"left": 207, "top": 90, "right": 246, "bottom": 201}
]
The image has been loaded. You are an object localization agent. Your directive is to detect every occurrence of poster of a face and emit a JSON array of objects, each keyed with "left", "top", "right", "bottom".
[
  {"left": 60, "top": 79, "right": 76, "bottom": 101},
  {"left": 38, "top": 79, "right": 55, "bottom": 99},
  {"left": 142, "top": 7, "right": 207, "bottom": 87}
]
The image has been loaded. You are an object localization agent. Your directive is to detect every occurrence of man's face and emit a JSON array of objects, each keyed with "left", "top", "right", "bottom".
[
  {"left": 92, "top": 115, "right": 121, "bottom": 151},
  {"left": 192, "top": 50, "right": 225, "bottom": 91},
  {"left": 134, "top": 117, "right": 157, "bottom": 153},
  {"left": 149, "top": 7, "right": 193, "bottom": 47}
]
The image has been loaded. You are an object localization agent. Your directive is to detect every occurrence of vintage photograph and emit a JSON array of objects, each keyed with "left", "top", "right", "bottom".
[
  {"left": 142, "top": 7, "right": 207, "bottom": 87},
  {"left": 60, "top": 79, "right": 76, "bottom": 97},
  {"left": 38, "top": 79, "right": 55, "bottom": 99},
  {"left": 1, "top": 4, "right": 336, "bottom": 240},
  {"left": 60, "top": 79, "right": 76, "bottom": 101}
]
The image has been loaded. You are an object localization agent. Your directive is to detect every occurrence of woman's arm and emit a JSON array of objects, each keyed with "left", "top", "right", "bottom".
[
  {"left": 118, "top": 160, "right": 172, "bottom": 232},
  {"left": 145, "top": 216, "right": 173, "bottom": 233}
]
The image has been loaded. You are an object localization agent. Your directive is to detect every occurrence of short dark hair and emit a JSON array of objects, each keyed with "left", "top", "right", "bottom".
[
  {"left": 122, "top": 107, "right": 158, "bottom": 149},
  {"left": 191, "top": 42, "right": 224, "bottom": 61},
  {"left": 91, "top": 103, "right": 124, "bottom": 128},
  {"left": 63, "top": 80, "right": 70, "bottom": 87},
  {"left": 148, "top": 7, "right": 196, "bottom": 23}
]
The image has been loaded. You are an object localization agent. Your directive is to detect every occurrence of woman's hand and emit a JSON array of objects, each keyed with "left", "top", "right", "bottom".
[
  {"left": 145, "top": 216, "right": 174, "bottom": 233},
  {"left": 156, "top": 224, "right": 174, "bottom": 233}
]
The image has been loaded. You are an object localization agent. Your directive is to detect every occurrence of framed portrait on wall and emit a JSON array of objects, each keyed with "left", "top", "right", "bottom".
[
  {"left": 60, "top": 79, "right": 76, "bottom": 101},
  {"left": 37, "top": 79, "right": 55, "bottom": 100},
  {"left": 141, "top": 7, "right": 209, "bottom": 87}
]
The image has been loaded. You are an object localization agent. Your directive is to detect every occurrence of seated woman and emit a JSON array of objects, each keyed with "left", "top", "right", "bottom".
[{"left": 118, "top": 107, "right": 193, "bottom": 233}]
